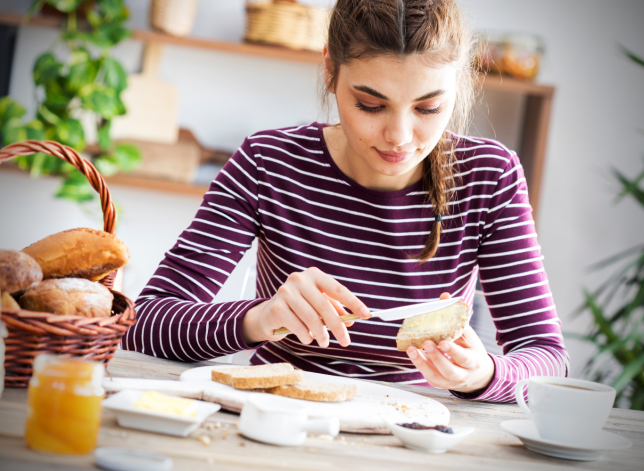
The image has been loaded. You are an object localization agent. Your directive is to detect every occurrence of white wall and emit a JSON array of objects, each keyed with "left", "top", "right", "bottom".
[{"left": 1, "top": 0, "right": 644, "bottom": 376}]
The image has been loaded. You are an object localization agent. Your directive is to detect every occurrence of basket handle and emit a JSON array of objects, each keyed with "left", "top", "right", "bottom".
[{"left": 0, "top": 140, "right": 118, "bottom": 289}]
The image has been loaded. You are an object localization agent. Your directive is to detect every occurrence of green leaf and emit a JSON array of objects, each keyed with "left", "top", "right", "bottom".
[
  {"left": 54, "top": 117, "right": 85, "bottom": 150},
  {"left": 23, "top": 119, "right": 45, "bottom": 141},
  {"left": 44, "top": 77, "right": 74, "bottom": 111},
  {"left": 2, "top": 117, "right": 27, "bottom": 145},
  {"left": 96, "top": 22, "right": 130, "bottom": 47},
  {"left": 620, "top": 45, "right": 644, "bottom": 68},
  {"left": 46, "top": 0, "right": 85, "bottom": 13},
  {"left": 612, "top": 353, "right": 644, "bottom": 394},
  {"left": 584, "top": 290, "right": 618, "bottom": 343},
  {"left": 97, "top": 120, "right": 111, "bottom": 151},
  {"left": 37, "top": 104, "right": 61, "bottom": 126},
  {"left": 113, "top": 142, "right": 141, "bottom": 172},
  {"left": 94, "top": 155, "right": 119, "bottom": 176},
  {"left": 66, "top": 49, "right": 98, "bottom": 93},
  {"left": 55, "top": 169, "right": 95, "bottom": 202},
  {"left": 102, "top": 57, "right": 127, "bottom": 92},
  {"left": 97, "top": 0, "right": 124, "bottom": 20},
  {"left": 79, "top": 83, "right": 121, "bottom": 119},
  {"left": 33, "top": 52, "right": 62, "bottom": 86},
  {"left": 0, "top": 97, "right": 26, "bottom": 130},
  {"left": 27, "top": 0, "right": 47, "bottom": 16}
]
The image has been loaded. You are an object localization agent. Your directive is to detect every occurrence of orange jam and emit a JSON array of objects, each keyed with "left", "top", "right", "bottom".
[{"left": 25, "top": 355, "right": 105, "bottom": 455}]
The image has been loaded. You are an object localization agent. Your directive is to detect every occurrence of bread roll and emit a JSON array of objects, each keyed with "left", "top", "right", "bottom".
[
  {"left": 396, "top": 302, "right": 470, "bottom": 351},
  {"left": 19, "top": 278, "right": 114, "bottom": 318},
  {"left": 22, "top": 228, "right": 129, "bottom": 281},
  {"left": 0, "top": 249, "right": 43, "bottom": 294},
  {"left": 1, "top": 291, "right": 21, "bottom": 310}
]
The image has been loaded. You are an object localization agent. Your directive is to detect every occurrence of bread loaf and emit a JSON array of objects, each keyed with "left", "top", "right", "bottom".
[
  {"left": 268, "top": 380, "right": 356, "bottom": 402},
  {"left": 22, "top": 228, "right": 129, "bottom": 281},
  {"left": 1, "top": 291, "right": 21, "bottom": 310},
  {"left": 211, "top": 363, "right": 302, "bottom": 389},
  {"left": 0, "top": 249, "right": 43, "bottom": 294},
  {"left": 19, "top": 278, "right": 114, "bottom": 318},
  {"left": 396, "top": 302, "right": 470, "bottom": 351}
]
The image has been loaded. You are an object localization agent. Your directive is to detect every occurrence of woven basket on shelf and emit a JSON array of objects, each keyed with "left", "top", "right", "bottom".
[
  {"left": 0, "top": 140, "right": 137, "bottom": 388},
  {"left": 150, "top": 0, "right": 199, "bottom": 37},
  {"left": 245, "top": 0, "right": 329, "bottom": 52}
]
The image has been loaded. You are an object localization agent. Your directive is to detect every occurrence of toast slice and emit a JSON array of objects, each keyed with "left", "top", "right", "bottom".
[
  {"left": 268, "top": 380, "right": 357, "bottom": 402},
  {"left": 210, "top": 363, "right": 302, "bottom": 390},
  {"left": 396, "top": 301, "right": 470, "bottom": 351}
]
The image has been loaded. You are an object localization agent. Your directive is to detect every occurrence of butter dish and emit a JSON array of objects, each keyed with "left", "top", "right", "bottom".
[{"left": 102, "top": 389, "right": 220, "bottom": 437}]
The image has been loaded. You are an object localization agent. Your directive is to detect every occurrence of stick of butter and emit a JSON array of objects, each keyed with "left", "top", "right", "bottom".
[{"left": 133, "top": 391, "right": 198, "bottom": 417}]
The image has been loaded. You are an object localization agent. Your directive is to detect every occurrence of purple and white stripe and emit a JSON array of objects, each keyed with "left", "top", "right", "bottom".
[{"left": 122, "top": 122, "right": 569, "bottom": 402}]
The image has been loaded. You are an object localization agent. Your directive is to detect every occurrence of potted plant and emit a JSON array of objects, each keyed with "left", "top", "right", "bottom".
[
  {"left": 0, "top": 0, "right": 141, "bottom": 203},
  {"left": 572, "top": 47, "right": 644, "bottom": 410}
]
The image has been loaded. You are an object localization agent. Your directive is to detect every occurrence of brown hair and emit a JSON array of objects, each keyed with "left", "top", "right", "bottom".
[{"left": 324, "top": 0, "right": 477, "bottom": 261}]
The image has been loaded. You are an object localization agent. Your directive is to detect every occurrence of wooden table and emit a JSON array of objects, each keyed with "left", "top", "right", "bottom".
[{"left": 0, "top": 350, "right": 642, "bottom": 471}]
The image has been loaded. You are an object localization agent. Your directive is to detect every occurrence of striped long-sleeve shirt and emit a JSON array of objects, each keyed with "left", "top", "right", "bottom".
[{"left": 122, "top": 122, "right": 569, "bottom": 402}]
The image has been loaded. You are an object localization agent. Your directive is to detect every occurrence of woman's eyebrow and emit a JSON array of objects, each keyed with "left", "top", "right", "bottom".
[{"left": 353, "top": 85, "right": 446, "bottom": 102}]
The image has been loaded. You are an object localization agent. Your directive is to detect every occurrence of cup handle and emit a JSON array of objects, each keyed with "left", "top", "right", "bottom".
[
  {"left": 515, "top": 379, "right": 532, "bottom": 419},
  {"left": 302, "top": 418, "right": 340, "bottom": 437}
]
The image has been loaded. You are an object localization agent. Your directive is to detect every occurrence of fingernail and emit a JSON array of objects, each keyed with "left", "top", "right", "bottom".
[
  {"left": 407, "top": 347, "right": 418, "bottom": 359},
  {"left": 340, "top": 334, "right": 350, "bottom": 347},
  {"left": 439, "top": 342, "right": 450, "bottom": 352},
  {"left": 360, "top": 307, "right": 371, "bottom": 318},
  {"left": 424, "top": 341, "right": 435, "bottom": 353}
]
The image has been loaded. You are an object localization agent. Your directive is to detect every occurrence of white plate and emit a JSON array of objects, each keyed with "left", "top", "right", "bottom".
[
  {"left": 102, "top": 389, "right": 221, "bottom": 437},
  {"left": 384, "top": 419, "right": 474, "bottom": 453},
  {"left": 179, "top": 365, "right": 450, "bottom": 434},
  {"left": 500, "top": 419, "right": 632, "bottom": 461}
]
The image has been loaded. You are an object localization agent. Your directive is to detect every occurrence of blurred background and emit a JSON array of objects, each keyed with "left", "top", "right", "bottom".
[{"left": 0, "top": 1, "right": 643, "bottom": 405}]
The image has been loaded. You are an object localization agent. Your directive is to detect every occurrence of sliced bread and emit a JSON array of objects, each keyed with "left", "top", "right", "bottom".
[
  {"left": 210, "top": 363, "right": 303, "bottom": 390},
  {"left": 268, "top": 380, "right": 357, "bottom": 402},
  {"left": 396, "top": 301, "right": 470, "bottom": 351}
]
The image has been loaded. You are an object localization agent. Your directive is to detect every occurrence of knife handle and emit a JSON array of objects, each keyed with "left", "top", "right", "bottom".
[{"left": 272, "top": 314, "right": 360, "bottom": 336}]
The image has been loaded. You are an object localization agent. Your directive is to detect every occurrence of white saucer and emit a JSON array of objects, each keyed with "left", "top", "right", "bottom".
[{"left": 500, "top": 419, "right": 632, "bottom": 461}]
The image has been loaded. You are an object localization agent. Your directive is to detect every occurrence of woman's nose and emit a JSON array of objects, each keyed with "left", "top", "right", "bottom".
[{"left": 384, "top": 114, "right": 413, "bottom": 148}]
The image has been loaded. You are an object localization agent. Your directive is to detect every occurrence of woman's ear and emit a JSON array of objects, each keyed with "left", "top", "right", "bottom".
[{"left": 322, "top": 45, "right": 335, "bottom": 94}]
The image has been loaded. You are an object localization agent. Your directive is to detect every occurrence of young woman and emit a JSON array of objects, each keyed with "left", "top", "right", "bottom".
[{"left": 123, "top": 0, "right": 568, "bottom": 401}]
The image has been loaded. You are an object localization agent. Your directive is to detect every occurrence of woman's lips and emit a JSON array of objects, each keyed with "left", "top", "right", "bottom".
[{"left": 375, "top": 148, "right": 413, "bottom": 163}]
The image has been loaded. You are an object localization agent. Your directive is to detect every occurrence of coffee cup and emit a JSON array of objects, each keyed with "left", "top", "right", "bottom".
[{"left": 514, "top": 376, "right": 615, "bottom": 446}]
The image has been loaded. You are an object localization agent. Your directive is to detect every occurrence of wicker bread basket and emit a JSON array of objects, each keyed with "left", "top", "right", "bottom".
[
  {"left": 245, "top": 0, "right": 329, "bottom": 52},
  {"left": 0, "top": 140, "right": 137, "bottom": 388}
]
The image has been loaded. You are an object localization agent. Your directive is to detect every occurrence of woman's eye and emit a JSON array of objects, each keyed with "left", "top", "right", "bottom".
[
  {"left": 417, "top": 106, "right": 443, "bottom": 115},
  {"left": 355, "top": 102, "right": 382, "bottom": 113}
]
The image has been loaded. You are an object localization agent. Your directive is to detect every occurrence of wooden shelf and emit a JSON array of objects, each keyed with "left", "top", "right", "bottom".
[
  {"left": 0, "top": 10, "right": 555, "bottom": 217},
  {"left": 0, "top": 11, "right": 554, "bottom": 97}
]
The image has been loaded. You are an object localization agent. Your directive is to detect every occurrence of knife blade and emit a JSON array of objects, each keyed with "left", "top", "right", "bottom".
[{"left": 272, "top": 296, "right": 464, "bottom": 336}]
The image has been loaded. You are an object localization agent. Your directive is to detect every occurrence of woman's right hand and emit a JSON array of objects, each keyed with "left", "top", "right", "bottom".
[{"left": 241, "top": 267, "right": 371, "bottom": 347}]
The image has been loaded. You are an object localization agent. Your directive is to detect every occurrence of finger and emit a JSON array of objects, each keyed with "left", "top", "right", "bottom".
[
  {"left": 310, "top": 268, "right": 371, "bottom": 319},
  {"left": 268, "top": 300, "right": 313, "bottom": 345},
  {"left": 460, "top": 324, "right": 485, "bottom": 349},
  {"left": 300, "top": 284, "right": 351, "bottom": 347},
  {"left": 284, "top": 290, "right": 332, "bottom": 347},
  {"left": 439, "top": 292, "right": 451, "bottom": 300},
  {"left": 423, "top": 340, "right": 463, "bottom": 380},
  {"left": 437, "top": 340, "right": 476, "bottom": 369},
  {"left": 406, "top": 347, "right": 444, "bottom": 387},
  {"left": 326, "top": 295, "right": 356, "bottom": 328}
]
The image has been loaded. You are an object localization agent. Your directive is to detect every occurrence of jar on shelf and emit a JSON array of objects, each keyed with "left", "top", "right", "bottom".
[
  {"left": 24, "top": 355, "right": 105, "bottom": 455},
  {"left": 476, "top": 31, "right": 544, "bottom": 80}
]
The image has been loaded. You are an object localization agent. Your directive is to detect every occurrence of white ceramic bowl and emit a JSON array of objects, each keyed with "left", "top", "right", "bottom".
[
  {"left": 102, "top": 389, "right": 221, "bottom": 437},
  {"left": 384, "top": 418, "right": 474, "bottom": 453}
]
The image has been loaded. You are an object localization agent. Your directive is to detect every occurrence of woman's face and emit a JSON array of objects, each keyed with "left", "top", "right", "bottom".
[{"left": 325, "top": 52, "right": 457, "bottom": 191}]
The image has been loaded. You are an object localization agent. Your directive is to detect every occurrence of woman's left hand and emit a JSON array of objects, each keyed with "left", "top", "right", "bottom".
[{"left": 406, "top": 294, "right": 495, "bottom": 393}]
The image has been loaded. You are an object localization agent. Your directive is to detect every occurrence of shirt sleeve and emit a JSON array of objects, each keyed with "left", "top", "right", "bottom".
[
  {"left": 451, "top": 152, "right": 570, "bottom": 402},
  {"left": 121, "top": 138, "right": 269, "bottom": 362}
]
